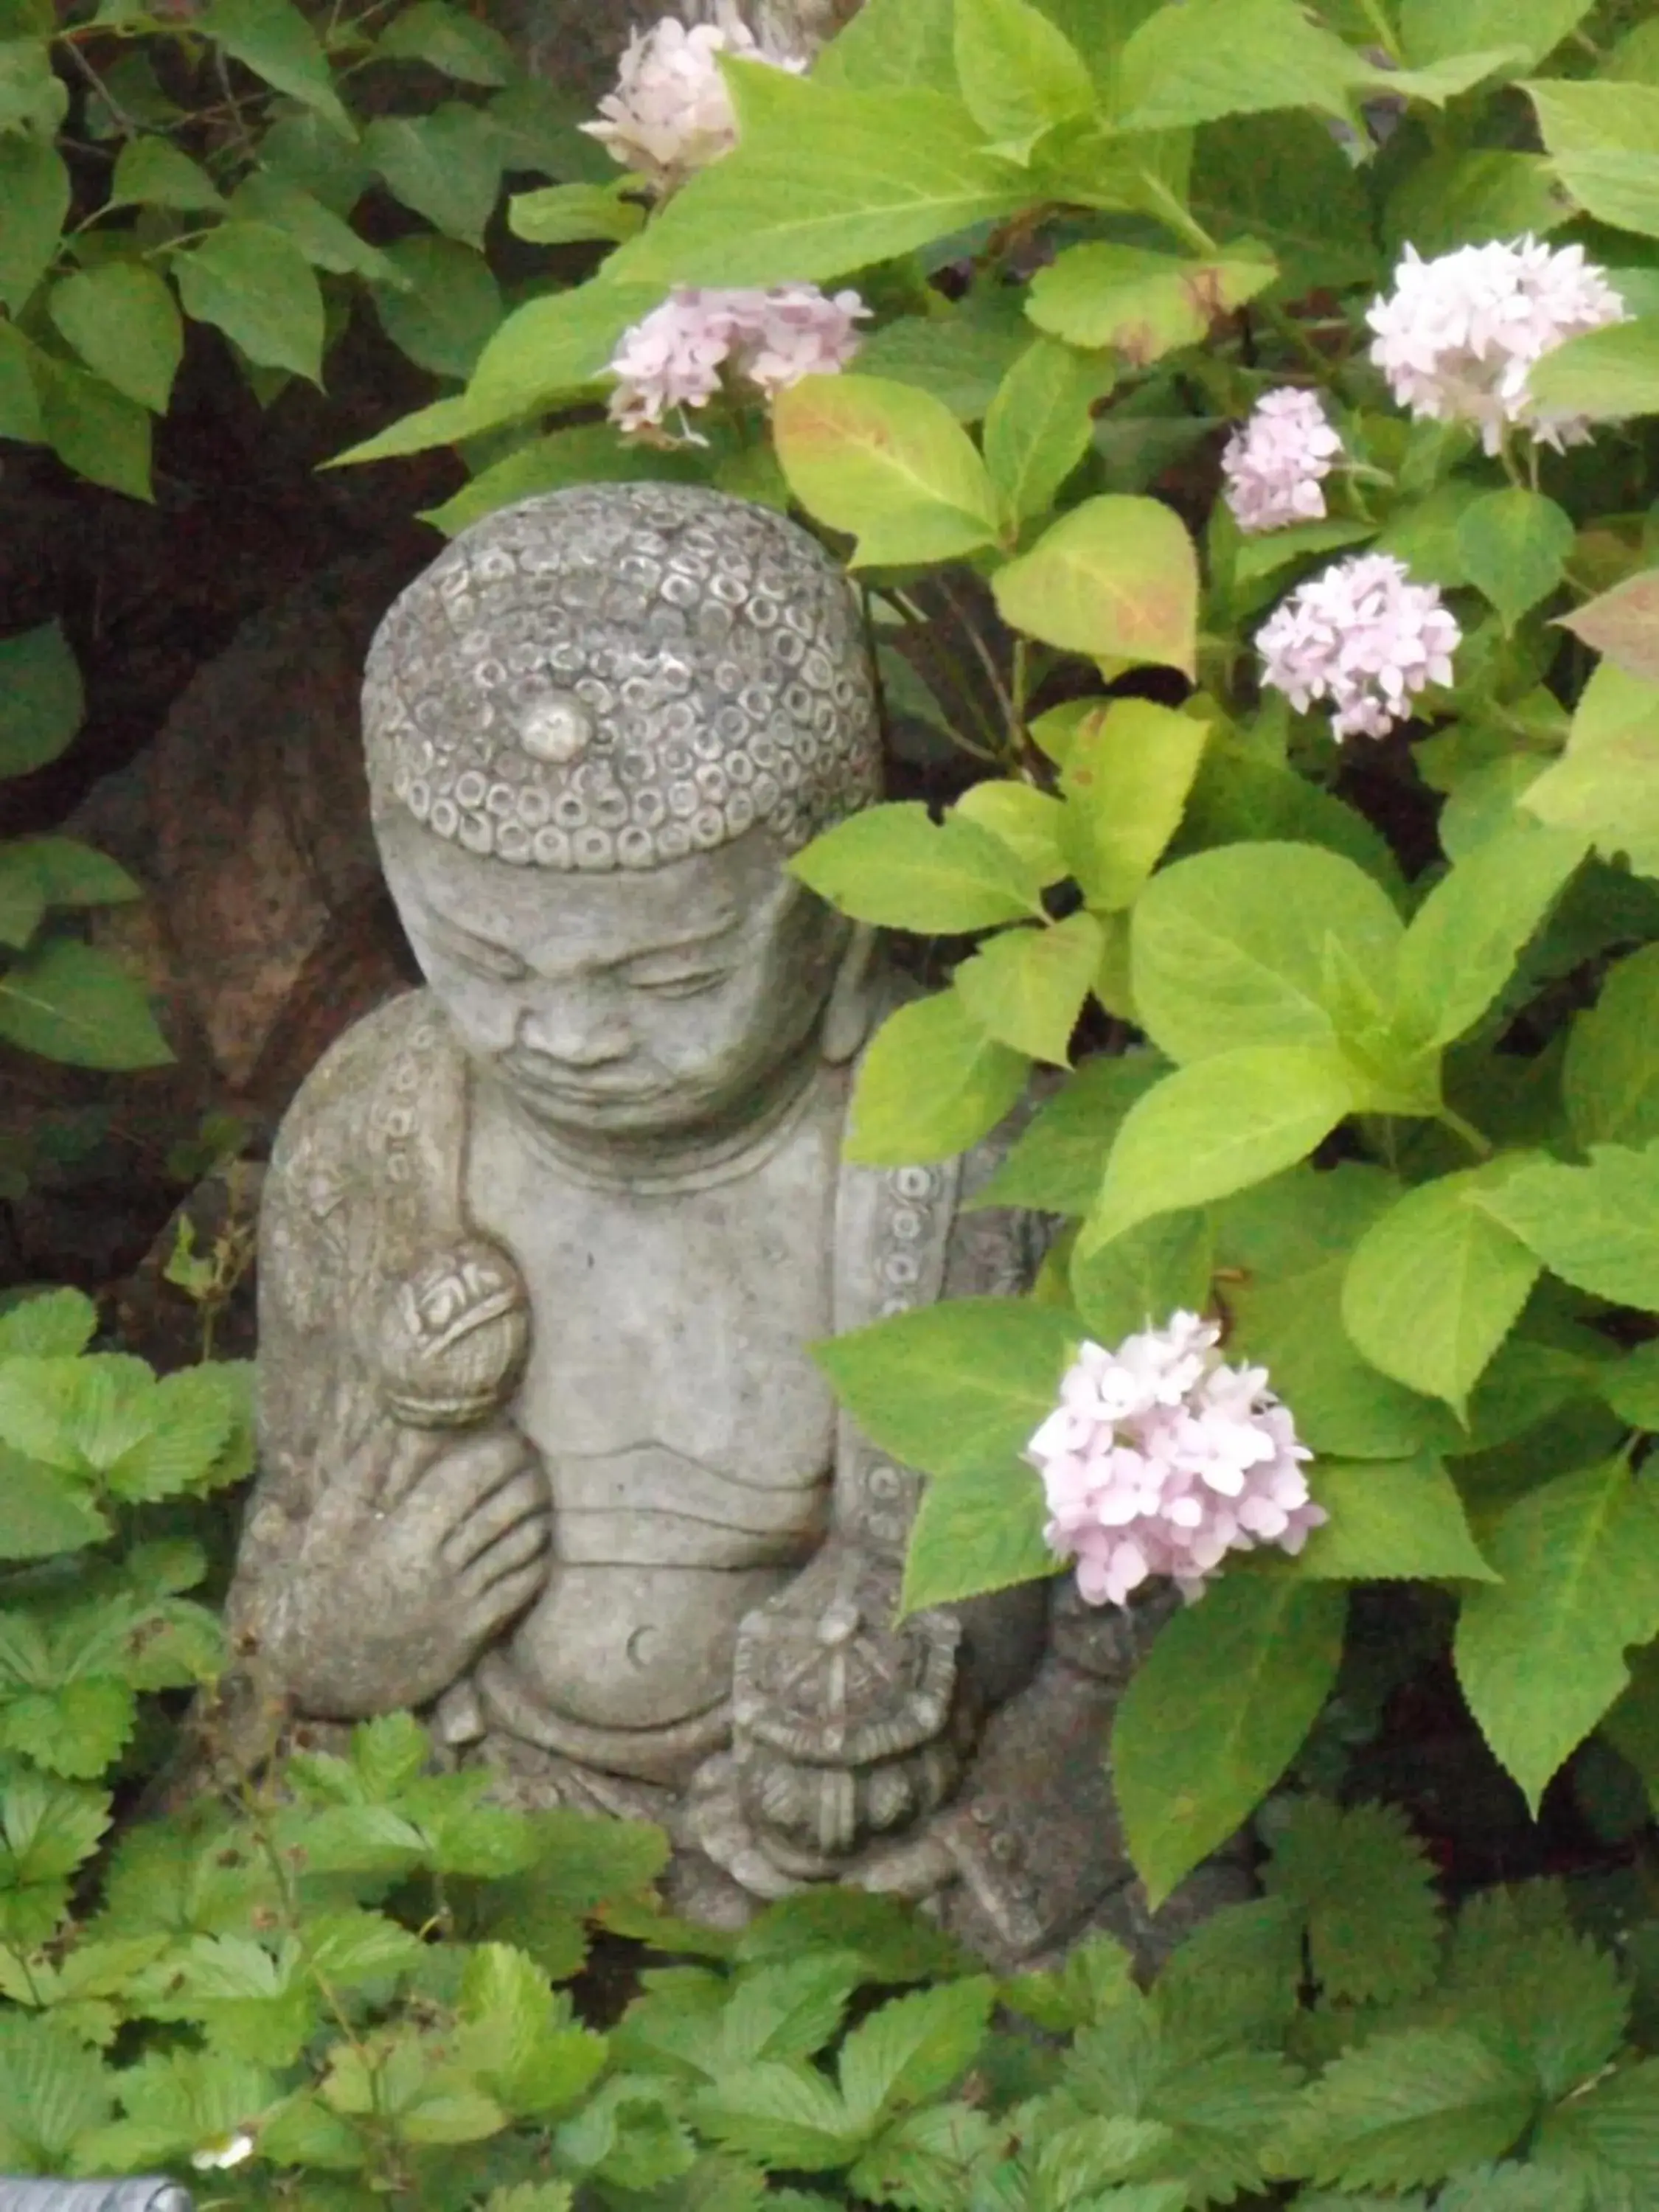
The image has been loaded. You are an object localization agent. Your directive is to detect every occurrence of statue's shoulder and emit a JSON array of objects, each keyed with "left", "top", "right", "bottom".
[{"left": 270, "top": 988, "right": 457, "bottom": 1171}]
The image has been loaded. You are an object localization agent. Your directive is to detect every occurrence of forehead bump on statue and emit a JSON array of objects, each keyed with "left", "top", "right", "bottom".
[{"left": 362, "top": 481, "right": 885, "bottom": 875}]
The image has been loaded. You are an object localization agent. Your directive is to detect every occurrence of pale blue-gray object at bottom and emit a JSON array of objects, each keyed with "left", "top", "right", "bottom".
[{"left": 0, "top": 2185, "right": 191, "bottom": 2211}]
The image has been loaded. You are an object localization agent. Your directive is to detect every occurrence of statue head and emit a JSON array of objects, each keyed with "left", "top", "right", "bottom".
[{"left": 364, "top": 482, "right": 883, "bottom": 1142}]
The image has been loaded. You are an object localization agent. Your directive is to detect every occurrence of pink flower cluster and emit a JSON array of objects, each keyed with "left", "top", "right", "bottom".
[
  {"left": 1221, "top": 387, "right": 1344, "bottom": 534},
  {"left": 582, "top": 4, "right": 806, "bottom": 194},
  {"left": 607, "top": 284, "right": 868, "bottom": 436},
  {"left": 1026, "top": 1313, "right": 1322, "bottom": 1610},
  {"left": 1256, "top": 550, "right": 1461, "bottom": 740},
  {"left": 1367, "top": 236, "right": 1627, "bottom": 455}
]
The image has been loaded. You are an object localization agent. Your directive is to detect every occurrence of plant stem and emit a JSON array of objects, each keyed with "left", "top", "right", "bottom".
[{"left": 1437, "top": 1105, "right": 1494, "bottom": 1160}]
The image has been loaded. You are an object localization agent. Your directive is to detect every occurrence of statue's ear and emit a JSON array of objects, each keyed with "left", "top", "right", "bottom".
[{"left": 821, "top": 922, "right": 880, "bottom": 1065}]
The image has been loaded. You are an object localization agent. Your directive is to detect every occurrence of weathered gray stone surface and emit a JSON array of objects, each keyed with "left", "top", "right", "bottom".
[{"left": 226, "top": 483, "right": 1243, "bottom": 1967}]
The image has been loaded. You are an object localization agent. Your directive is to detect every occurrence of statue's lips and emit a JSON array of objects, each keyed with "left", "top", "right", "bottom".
[{"left": 501, "top": 1054, "right": 663, "bottom": 1105}]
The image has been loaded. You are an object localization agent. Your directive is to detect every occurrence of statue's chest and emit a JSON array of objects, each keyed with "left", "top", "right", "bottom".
[{"left": 465, "top": 1096, "right": 841, "bottom": 1475}]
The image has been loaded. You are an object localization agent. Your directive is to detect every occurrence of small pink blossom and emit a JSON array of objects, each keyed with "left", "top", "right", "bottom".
[
  {"left": 1256, "top": 551, "right": 1461, "bottom": 740},
  {"left": 582, "top": 4, "right": 807, "bottom": 194},
  {"left": 1221, "top": 387, "right": 1344, "bottom": 534},
  {"left": 1026, "top": 1314, "right": 1322, "bottom": 1610},
  {"left": 1367, "top": 235, "right": 1627, "bottom": 455},
  {"left": 607, "top": 284, "right": 867, "bottom": 437}
]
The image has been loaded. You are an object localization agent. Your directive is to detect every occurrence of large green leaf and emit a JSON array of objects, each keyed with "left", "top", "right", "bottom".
[
  {"left": 372, "top": 237, "right": 502, "bottom": 380},
  {"left": 900, "top": 1460, "right": 1057, "bottom": 1613},
  {"left": 1191, "top": 111, "right": 1376, "bottom": 294},
  {"left": 1391, "top": 815, "right": 1587, "bottom": 1050},
  {"left": 48, "top": 262, "right": 182, "bottom": 414},
  {"left": 33, "top": 358, "right": 153, "bottom": 502},
  {"left": 790, "top": 801, "right": 1042, "bottom": 930},
  {"left": 230, "top": 173, "right": 399, "bottom": 282},
  {"left": 1027, "top": 240, "right": 1276, "bottom": 366},
  {"left": 373, "top": 0, "right": 515, "bottom": 83},
  {"left": 1455, "top": 1458, "right": 1659, "bottom": 1809},
  {"left": 1454, "top": 489, "right": 1575, "bottom": 632},
  {"left": 0, "top": 134, "right": 67, "bottom": 315},
  {"left": 992, "top": 494, "right": 1198, "bottom": 675},
  {"left": 200, "top": 0, "right": 351, "bottom": 131},
  {"left": 1297, "top": 1453, "right": 1495, "bottom": 1582},
  {"left": 1521, "top": 663, "right": 1659, "bottom": 875},
  {"left": 771, "top": 375, "right": 1001, "bottom": 568},
  {"left": 1564, "top": 943, "right": 1659, "bottom": 1148},
  {"left": 1475, "top": 1142, "right": 1659, "bottom": 1311},
  {"left": 1526, "top": 77, "right": 1659, "bottom": 238},
  {"left": 0, "top": 939, "right": 173, "bottom": 1070},
  {"left": 954, "top": 914, "right": 1102, "bottom": 1065},
  {"left": 815, "top": 0, "right": 957, "bottom": 91},
  {"left": 1130, "top": 840, "right": 1404, "bottom": 1065},
  {"left": 1400, "top": 0, "right": 1590, "bottom": 66},
  {"left": 813, "top": 1296, "right": 1077, "bottom": 1482},
  {"left": 108, "top": 138, "right": 226, "bottom": 214},
  {"left": 970, "top": 1048, "right": 1166, "bottom": 1214},
  {"left": 1525, "top": 316, "right": 1659, "bottom": 420},
  {"left": 1112, "top": 1576, "right": 1347, "bottom": 1906},
  {"left": 846, "top": 992, "right": 1029, "bottom": 1165},
  {"left": 1340, "top": 1170, "right": 1541, "bottom": 1416},
  {"left": 1115, "top": 0, "right": 1360, "bottom": 128},
  {"left": 1558, "top": 567, "right": 1659, "bottom": 684},
  {"left": 173, "top": 221, "right": 324, "bottom": 383},
  {"left": 953, "top": 0, "right": 1096, "bottom": 157},
  {"left": 981, "top": 335, "right": 1113, "bottom": 526},
  {"left": 364, "top": 105, "right": 504, "bottom": 248},
  {"left": 1277, "top": 2028, "right": 1537, "bottom": 2191},
  {"left": 0, "top": 623, "right": 81, "bottom": 779},
  {"left": 1058, "top": 700, "right": 1209, "bottom": 912},
  {"left": 1082, "top": 1043, "right": 1360, "bottom": 1250},
  {"left": 605, "top": 74, "right": 1029, "bottom": 289},
  {"left": 1069, "top": 1208, "right": 1213, "bottom": 1347}
]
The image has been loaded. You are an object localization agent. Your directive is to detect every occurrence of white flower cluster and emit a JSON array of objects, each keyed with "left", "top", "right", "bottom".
[
  {"left": 608, "top": 284, "right": 868, "bottom": 436},
  {"left": 1367, "top": 235, "right": 1627, "bottom": 456},
  {"left": 582, "top": 3, "right": 806, "bottom": 193},
  {"left": 1026, "top": 1312, "right": 1322, "bottom": 1610},
  {"left": 1221, "top": 387, "right": 1344, "bottom": 534},
  {"left": 1256, "top": 550, "right": 1461, "bottom": 740}
]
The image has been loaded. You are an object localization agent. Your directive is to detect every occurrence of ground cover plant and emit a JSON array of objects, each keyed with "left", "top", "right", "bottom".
[{"left": 11, "top": 0, "right": 1659, "bottom": 2200}]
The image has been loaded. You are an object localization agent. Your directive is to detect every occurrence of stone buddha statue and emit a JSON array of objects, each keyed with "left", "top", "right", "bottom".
[{"left": 226, "top": 482, "right": 1238, "bottom": 1967}]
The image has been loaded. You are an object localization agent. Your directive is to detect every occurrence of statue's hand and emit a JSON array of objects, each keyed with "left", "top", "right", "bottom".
[{"left": 271, "top": 1424, "right": 550, "bottom": 1717}]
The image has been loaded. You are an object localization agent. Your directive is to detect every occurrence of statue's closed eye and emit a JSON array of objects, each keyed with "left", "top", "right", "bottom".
[{"left": 631, "top": 970, "right": 729, "bottom": 1000}]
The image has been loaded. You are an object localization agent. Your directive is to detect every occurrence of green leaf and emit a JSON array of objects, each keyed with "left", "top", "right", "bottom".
[
  {"left": 1525, "top": 316, "right": 1659, "bottom": 421},
  {"left": 1059, "top": 700, "right": 1209, "bottom": 913},
  {"left": 0, "top": 134, "right": 67, "bottom": 315},
  {"left": 33, "top": 356, "right": 152, "bottom": 501},
  {"left": 1214, "top": 1165, "right": 1447, "bottom": 1458},
  {"left": 48, "top": 262, "right": 181, "bottom": 414},
  {"left": 0, "top": 623, "right": 82, "bottom": 779},
  {"left": 453, "top": 279, "right": 682, "bottom": 426},
  {"left": 1180, "top": 739, "right": 1405, "bottom": 895},
  {"left": 790, "top": 801, "right": 1041, "bottom": 930},
  {"left": 1565, "top": 943, "right": 1659, "bottom": 1148},
  {"left": 1084, "top": 1043, "right": 1360, "bottom": 1249},
  {"left": 900, "top": 1458, "right": 1058, "bottom": 1612},
  {"left": 508, "top": 181, "right": 644, "bottom": 246},
  {"left": 855, "top": 299, "right": 1032, "bottom": 420},
  {"left": 1400, "top": 0, "right": 1590, "bottom": 67},
  {"left": 695, "top": 2061, "right": 860, "bottom": 2170},
  {"left": 816, "top": 1295, "right": 1076, "bottom": 1482},
  {"left": 1027, "top": 240, "right": 1277, "bottom": 366},
  {"left": 174, "top": 220, "right": 324, "bottom": 382},
  {"left": 372, "top": 236, "right": 502, "bottom": 380},
  {"left": 77, "top": 2045, "right": 276, "bottom": 2171},
  {"left": 992, "top": 494, "right": 1199, "bottom": 676},
  {"left": 1385, "top": 149, "right": 1569, "bottom": 259},
  {"left": 1557, "top": 566, "right": 1659, "bottom": 684},
  {"left": 1534, "top": 2057, "right": 1659, "bottom": 2202},
  {"left": 1071, "top": 1208, "right": 1212, "bottom": 1346},
  {"left": 605, "top": 76, "right": 1029, "bottom": 290},
  {"left": 1526, "top": 78, "right": 1659, "bottom": 239},
  {"left": 771, "top": 373, "right": 1000, "bottom": 568},
  {"left": 200, "top": 0, "right": 351, "bottom": 132},
  {"left": 229, "top": 173, "right": 397, "bottom": 281},
  {"left": 953, "top": 0, "right": 1095, "bottom": 156},
  {"left": 0, "top": 854, "right": 43, "bottom": 950},
  {"left": 815, "top": 0, "right": 957, "bottom": 91},
  {"left": 1116, "top": 0, "right": 1360, "bottom": 128},
  {"left": 0, "top": 939, "right": 172, "bottom": 1069},
  {"left": 1604, "top": 1339, "right": 1659, "bottom": 1430},
  {"left": 955, "top": 914, "right": 1102, "bottom": 1064},
  {"left": 0, "top": 1676, "right": 136, "bottom": 1778},
  {"left": 1112, "top": 1576, "right": 1346, "bottom": 1907},
  {"left": 364, "top": 104, "right": 504, "bottom": 248},
  {"left": 4, "top": 837, "right": 136, "bottom": 910},
  {"left": 1279, "top": 2028, "right": 1537, "bottom": 2191},
  {"left": 1264, "top": 1797, "right": 1441, "bottom": 2004},
  {"left": 1192, "top": 111, "right": 1377, "bottom": 294},
  {"left": 1340, "top": 1170, "right": 1541, "bottom": 1416},
  {"left": 846, "top": 992, "right": 1029, "bottom": 1164},
  {"left": 0, "top": 322, "right": 42, "bottom": 444},
  {"left": 972, "top": 1048, "right": 1165, "bottom": 1214},
  {"left": 1441, "top": 1888, "right": 1630, "bottom": 2102},
  {"left": 1455, "top": 489, "right": 1575, "bottom": 632},
  {"left": 0, "top": 1287, "right": 96, "bottom": 1361},
  {"left": 849, "top": 2101, "right": 999, "bottom": 2210},
  {"left": 982, "top": 334, "right": 1113, "bottom": 525},
  {"left": 0, "top": 1775, "right": 110, "bottom": 1945},
  {"left": 373, "top": 0, "right": 515, "bottom": 83},
  {"left": 1455, "top": 1458, "right": 1659, "bottom": 1810},
  {"left": 0, "top": 1453, "right": 109, "bottom": 1561},
  {"left": 952, "top": 780, "right": 1070, "bottom": 885},
  {"left": 422, "top": 423, "right": 704, "bottom": 535},
  {"left": 839, "top": 1977, "right": 995, "bottom": 2126},
  {"left": 108, "top": 136, "right": 225, "bottom": 212},
  {"left": 1393, "top": 815, "right": 1587, "bottom": 1050},
  {"left": 0, "top": 2015, "right": 114, "bottom": 2170},
  {"left": 1130, "top": 840, "right": 1404, "bottom": 1065},
  {"left": 1522, "top": 664, "right": 1659, "bottom": 873},
  {"left": 1297, "top": 1453, "right": 1496, "bottom": 1582},
  {"left": 1475, "top": 1142, "right": 1659, "bottom": 1310}
]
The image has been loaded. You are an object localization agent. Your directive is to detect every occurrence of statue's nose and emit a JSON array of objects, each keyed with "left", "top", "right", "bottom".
[{"left": 515, "top": 992, "right": 631, "bottom": 1068}]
